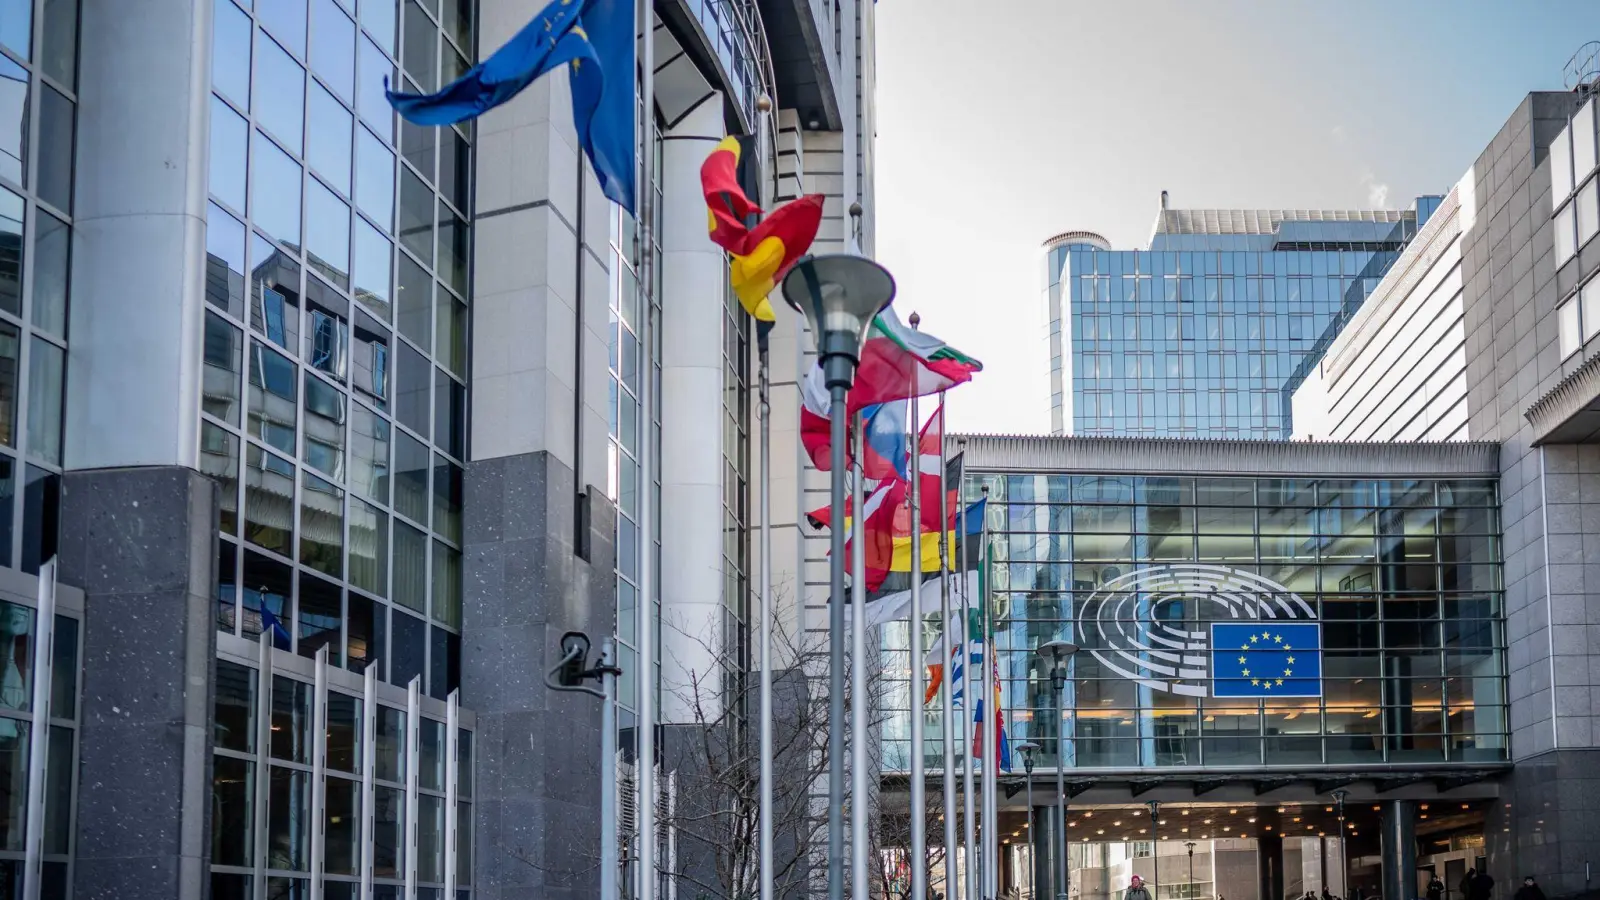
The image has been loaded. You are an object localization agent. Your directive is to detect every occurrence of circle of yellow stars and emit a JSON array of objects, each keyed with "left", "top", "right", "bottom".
[{"left": 1235, "top": 631, "right": 1297, "bottom": 690}]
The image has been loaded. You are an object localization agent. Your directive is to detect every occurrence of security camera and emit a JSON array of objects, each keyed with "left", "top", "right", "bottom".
[{"left": 557, "top": 631, "right": 593, "bottom": 686}]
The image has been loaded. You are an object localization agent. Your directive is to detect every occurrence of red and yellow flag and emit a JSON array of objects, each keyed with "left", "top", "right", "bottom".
[{"left": 700, "top": 136, "right": 825, "bottom": 341}]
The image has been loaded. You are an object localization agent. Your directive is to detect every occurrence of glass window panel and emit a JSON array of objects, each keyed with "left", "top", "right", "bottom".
[
  {"left": 358, "top": 0, "right": 396, "bottom": 49},
  {"left": 255, "top": 34, "right": 306, "bottom": 153},
  {"left": 392, "top": 521, "right": 427, "bottom": 613},
  {"left": 376, "top": 705, "right": 404, "bottom": 781},
  {"left": 0, "top": 0, "right": 30, "bottom": 61},
  {"left": 1580, "top": 178, "right": 1599, "bottom": 250},
  {"left": 398, "top": 167, "right": 433, "bottom": 264},
  {"left": 325, "top": 776, "right": 360, "bottom": 874},
  {"left": 390, "top": 605, "right": 425, "bottom": 683},
  {"left": 373, "top": 785, "right": 404, "bottom": 876},
  {"left": 1560, "top": 297, "right": 1581, "bottom": 358},
  {"left": 34, "top": 726, "right": 67, "bottom": 856},
  {"left": 297, "top": 570, "right": 341, "bottom": 662},
  {"left": 214, "top": 659, "right": 256, "bottom": 752},
  {"left": 259, "top": 0, "right": 307, "bottom": 58},
  {"left": 201, "top": 420, "right": 241, "bottom": 533},
  {"left": 301, "top": 471, "right": 344, "bottom": 577},
  {"left": 307, "top": 178, "right": 352, "bottom": 288},
  {"left": 1578, "top": 103, "right": 1598, "bottom": 182},
  {"left": 30, "top": 209, "right": 68, "bottom": 336},
  {"left": 1556, "top": 205, "right": 1576, "bottom": 266},
  {"left": 352, "top": 312, "right": 390, "bottom": 411},
  {"left": 417, "top": 793, "right": 444, "bottom": 882},
  {"left": 434, "top": 367, "right": 462, "bottom": 458},
  {"left": 431, "top": 453, "right": 460, "bottom": 542},
  {"left": 27, "top": 336, "right": 64, "bottom": 463},
  {"left": 350, "top": 402, "right": 390, "bottom": 500},
  {"left": 0, "top": 194, "right": 18, "bottom": 323},
  {"left": 209, "top": 97, "right": 249, "bottom": 212},
  {"left": 211, "top": 755, "right": 255, "bottom": 867},
  {"left": 252, "top": 131, "right": 304, "bottom": 245},
  {"left": 457, "top": 730, "right": 472, "bottom": 796},
  {"left": 396, "top": 339, "right": 430, "bottom": 438},
  {"left": 402, "top": 1, "right": 437, "bottom": 92},
  {"left": 305, "top": 284, "right": 349, "bottom": 380},
  {"left": 327, "top": 691, "right": 360, "bottom": 772},
  {"left": 439, "top": 0, "right": 470, "bottom": 57},
  {"left": 357, "top": 36, "right": 394, "bottom": 139},
  {"left": 49, "top": 614, "right": 75, "bottom": 718},
  {"left": 0, "top": 719, "right": 23, "bottom": 850},
  {"left": 212, "top": 0, "right": 252, "bottom": 106},
  {"left": 431, "top": 540, "right": 459, "bottom": 627},
  {"left": 252, "top": 230, "right": 301, "bottom": 348},
  {"left": 441, "top": 40, "right": 466, "bottom": 89},
  {"left": 400, "top": 117, "right": 434, "bottom": 187},
  {"left": 397, "top": 253, "right": 431, "bottom": 347},
  {"left": 39, "top": 0, "right": 76, "bottom": 88},
  {"left": 248, "top": 341, "right": 298, "bottom": 454},
  {"left": 349, "top": 496, "right": 388, "bottom": 596},
  {"left": 311, "top": 0, "right": 356, "bottom": 101},
  {"left": 0, "top": 602, "right": 29, "bottom": 713},
  {"left": 393, "top": 428, "right": 428, "bottom": 523},
  {"left": 418, "top": 716, "right": 444, "bottom": 790},
  {"left": 22, "top": 466, "right": 59, "bottom": 575},
  {"left": 1584, "top": 278, "right": 1600, "bottom": 344},
  {"left": 307, "top": 83, "right": 353, "bottom": 195},
  {"left": 244, "top": 444, "right": 296, "bottom": 555},
  {"left": 438, "top": 129, "right": 468, "bottom": 214},
  {"left": 242, "top": 547, "right": 293, "bottom": 643},
  {"left": 355, "top": 125, "right": 395, "bottom": 230},
  {"left": 271, "top": 674, "right": 312, "bottom": 762},
  {"left": 437, "top": 202, "right": 466, "bottom": 294},
  {"left": 32, "top": 82, "right": 70, "bottom": 211},
  {"left": 268, "top": 766, "right": 311, "bottom": 870},
  {"left": 353, "top": 217, "right": 393, "bottom": 319},
  {"left": 346, "top": 589, "right": 381, "bottom": 672},
  {"left": 0, "top": 57, "right": 26, "bottom": 188},
  {"left": 0, "top": 321, "right": 17, "bottom": 446},
  {"left": 212, "top": 874, "right": 253, "bottom": 900}
]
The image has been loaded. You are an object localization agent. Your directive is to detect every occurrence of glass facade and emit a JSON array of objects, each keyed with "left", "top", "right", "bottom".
[
  {"left": 209, "top": 650, "right": 473, "bottom": 899},
  {"left": 0, "top": 0, "right": 77, "bottom": 574},
  {"left": 1054, "top": 217, "right": 1425, "bottom": 439},
  {"left": 720, "top": 278, "right": 750, "bottom": 724},
  {"left": 202, "top": 0, "right": 474, "bottom": 700},
  {"left": 881, "top": 474, "right": 1506, "bottom": 772}
]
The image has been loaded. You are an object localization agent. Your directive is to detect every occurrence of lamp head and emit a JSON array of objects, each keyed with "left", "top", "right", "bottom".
[
  {"left": 1037, "top": 639, "right": 1079, "bottom": 664},
  {"left": 781, "top": 254, "right": 896, "bottom": 391},
  {"left": 1015, "top": 740, "right": 1039, "bottom": 773}
]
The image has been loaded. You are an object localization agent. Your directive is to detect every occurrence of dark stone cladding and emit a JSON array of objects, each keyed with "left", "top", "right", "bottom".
[
  {"left": 1488, "top": 749, "right": 1600, "bottom": 897},
  {"left": 463, "top": 451, "right": 617, "bottom": 900},
  {"left": 58, "top": 467, "right": 218, "bottom": 900}
]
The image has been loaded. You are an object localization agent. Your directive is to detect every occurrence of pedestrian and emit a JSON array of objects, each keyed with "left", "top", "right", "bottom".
[
  {"left": 1429, "top": 874, "right": 1446, "bottom": 900},
  {"left": 1462, "top": 870, "right": 1478, "bottom": 900},
  {"left": 1513, "top": 876, "right": 1544, "bottom": 900},
  {"left": 1473, "top": 870, "right": 1496, "bottom": 900},
  {"left": 1127, "top": 875, "right": 1154, "bottom": 900},
  {"left": 1323, "top": 888, "right": 1336, "bottom": 900}
]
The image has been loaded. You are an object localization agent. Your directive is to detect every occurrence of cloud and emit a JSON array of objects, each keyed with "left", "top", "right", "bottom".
[
  {"left": 1331, "top": 124, "right": 1347, "bottom": 141},
  {"left": 1360, "top": 170, "right": 1390, "bottom": 207}
]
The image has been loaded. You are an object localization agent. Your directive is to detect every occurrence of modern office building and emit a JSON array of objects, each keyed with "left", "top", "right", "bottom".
[
  {"left": 0, "top": 0, "right": 875, "bottom": 897},
  {"left": 1045, "top": 199, "right": 1441, "bottom": 439},
  {"left": 1288, "top": 86, "right": 1600, "bottom": 894}
]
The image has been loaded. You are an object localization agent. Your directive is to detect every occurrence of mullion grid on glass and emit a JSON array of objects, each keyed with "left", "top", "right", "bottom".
[
  {"left": 886, "top": 477, "right": 1505, "bottom": 771},
  {"left": 0, "top": 0, "right": 77, "bottom": 573},
  {"left": 204, "top": 0, "right": 470, "bottom": 701}
]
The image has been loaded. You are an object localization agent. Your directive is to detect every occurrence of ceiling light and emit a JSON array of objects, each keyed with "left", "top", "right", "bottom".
[
  {"left": 1293, "top": 817, "right": 1301, "bottom": 823},
  {"left": 1248, "top": 817, "right": 1257, "bottom": 823},
  {"left": 1229, "top": 808, "right": 1238, "bottom": 814},
  {"left": 1277, "top": 807, "right": 1286, "bottom": 813},
  {"left": 1113, "top": 821, "right": 1123, "bottom": 826}
]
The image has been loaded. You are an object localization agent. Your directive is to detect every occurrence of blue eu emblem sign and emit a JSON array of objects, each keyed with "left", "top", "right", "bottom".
[{"left": 1210, "top": 623, "right": 1323, "bottom": 698}]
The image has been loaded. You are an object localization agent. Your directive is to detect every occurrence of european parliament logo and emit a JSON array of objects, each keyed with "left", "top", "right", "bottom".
[
  {"left": 1083, "top": 564, "right": 1323, "bottom": 699},
  {"left": 1210, "top": 623, "right": 1323, "bottom": 698}
]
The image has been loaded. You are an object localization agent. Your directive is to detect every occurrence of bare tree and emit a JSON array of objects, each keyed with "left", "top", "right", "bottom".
[{"left": 875, "top": 788, "right": 953, "bottom": 900}]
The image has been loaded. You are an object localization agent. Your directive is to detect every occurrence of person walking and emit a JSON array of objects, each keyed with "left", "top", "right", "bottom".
[
  {"left": 1513, "top": 876, "right": 1545, "bottom": 900},
  {"left": 1428, "top": 874, "right": 1445, "bottom": 900},
  {"left": 1127, "top": 875, "right": 1154, "bottom": 900},
  {"left": 1461, "top": 870, "right": 1478, "bottom": 900}
]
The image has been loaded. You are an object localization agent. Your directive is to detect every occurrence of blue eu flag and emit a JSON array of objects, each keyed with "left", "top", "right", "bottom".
[
  {"left": 386, "top": 0, "right": 638, "bottom": 213},
  {"left": 1211, "top": 623, "right": 1322, "bottom": 698}
]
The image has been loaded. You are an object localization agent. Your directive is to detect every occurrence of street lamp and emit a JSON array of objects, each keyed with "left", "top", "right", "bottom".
[
  {"left": 1017, "top": 741, "right": 1040, "bottom": 900},
  {"left": 1331, "top": 790, "right": 1349, "bottom": 900},
  {"left": 782, "top": 254, "right": 896, "bottom": 900},
  {"left": 1185, "top": 841, "right": 1196, "bottom": 900},
  {"left": 1036, "top": 639, "right": 1078, "bottom": 900}
]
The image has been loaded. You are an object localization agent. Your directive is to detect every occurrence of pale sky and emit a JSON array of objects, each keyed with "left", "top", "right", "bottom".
[{"left": 873, "top": 0, "right": 1600, "bottom": 435}]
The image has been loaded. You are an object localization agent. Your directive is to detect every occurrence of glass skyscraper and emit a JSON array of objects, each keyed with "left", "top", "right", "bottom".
[{"left": 1048, "top": 203, "right": 1442, "bottom": 439}]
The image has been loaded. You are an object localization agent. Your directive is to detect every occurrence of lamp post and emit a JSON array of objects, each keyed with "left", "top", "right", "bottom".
[
  {"left": 1017, "top": 741, "right": 1039, "bottom": 900},
  {"left": 1186, "top": 841, "right": 1196, "bottom": 900},
  {"left": 1036, "top": 640, "right": 1078, "bottom": 900},
  {"left": 1332, "top": 790, "right": 1349, "bottom": 900},
  {"left": 781, "top": 254, "right": 896, "bottom": 900}
]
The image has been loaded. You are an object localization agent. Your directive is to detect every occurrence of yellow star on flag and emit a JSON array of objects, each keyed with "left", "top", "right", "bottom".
[
  {"left": 1275, "top": 678, "right": 1285, "bottom": 686},
  {"left": 1242, "top": 669, "right": 1251, "bottom": 678},
  {"left": 1283, "top": 668, "right": 1293, "bottom": 677},
  {"left": 1287, "top": 656, "right": 1296, "bottom": 665},
  {"left": 1251, "top": 679, "right": 1260, "bottom": 686},
  {"left": 1240, "top": 644, "right": 1250, "bottom": 651},
  {"left": 1274, "top": 635, "right": 1284, "bottom": 644},
  {"left": 1263, "top": 681, "right": 1274, "bottom": 690},
  {"left": 1284, "top": 644, "right": 1292, "bottom": 651},
  {"left": 1260, "top": 632, "right": 1271, "bottom": 642},
  {"left": 1238, "top": 656, "right": 1247, "bottom": 665},
  {"left": 1250, "top": 635, "right": 1259, "bottom": 643}
]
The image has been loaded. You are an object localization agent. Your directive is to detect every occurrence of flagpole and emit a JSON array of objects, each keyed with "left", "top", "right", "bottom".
[
  {"left": 636, "top": 0, "right": 658, "bottom": 897},
  {"left": 758, "top": 348, "right": 775, "bottom": 900},
  {"left": 907, "top": 314, "right": 928, "bottom": 900},
  {"left": 959, "top": 439, "right": 977, "bottom": 900},
  {"left": 849, "top": 415, "right": 869, "bottom": 900},
  {"left": 980, "top": 484, "right": 996, "bottom": 900},
  {"left": 937, "top": 396, "right": 959, "bottom": 899}
]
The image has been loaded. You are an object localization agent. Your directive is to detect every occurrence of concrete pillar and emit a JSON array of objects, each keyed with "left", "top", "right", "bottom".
[
  {"left": 657, "top": 92, "right": 727, "bottom": 723},
  {"left": 1258, "top": 833, "right": 1285, "bottom": 900},
  {"left": 461, "top": 2, "right": 616, "bottom": 895},
  {"left": 1382, "top": 801, "right": 1418, "bottom": 900}
]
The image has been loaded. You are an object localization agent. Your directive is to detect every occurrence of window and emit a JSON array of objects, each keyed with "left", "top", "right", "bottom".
[
  {"left": 1553, "top": 121, "right": 1575, "bottom": 206},
  {"left": 1556, "top": 205, "right": 1577, "bottom": 266},
  {"left": 1580, "top": 179, "right": 1599, "bottom": 250},
  {"left": 1576, "top": 99, "right": 1597, "bottom": 185},
  {"left": 1559, "top": 296, "right": 1581, "bottom": 358},
  {"left": 1584, "top": 278, "right": 1600, "bottom": 345}
]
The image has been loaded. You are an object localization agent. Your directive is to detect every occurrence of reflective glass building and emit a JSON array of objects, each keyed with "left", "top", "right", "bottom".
[{"left": 1048, "top": 204, "right": 1441, "bottom": 438}]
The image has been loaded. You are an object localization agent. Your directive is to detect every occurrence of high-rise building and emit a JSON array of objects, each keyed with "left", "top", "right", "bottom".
[
  {"left": 1047, "top": 199, "right": 1440, "bottom": 439},
  {"left": 0, "top": 0, "right": 876, "bottom": 896}
]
